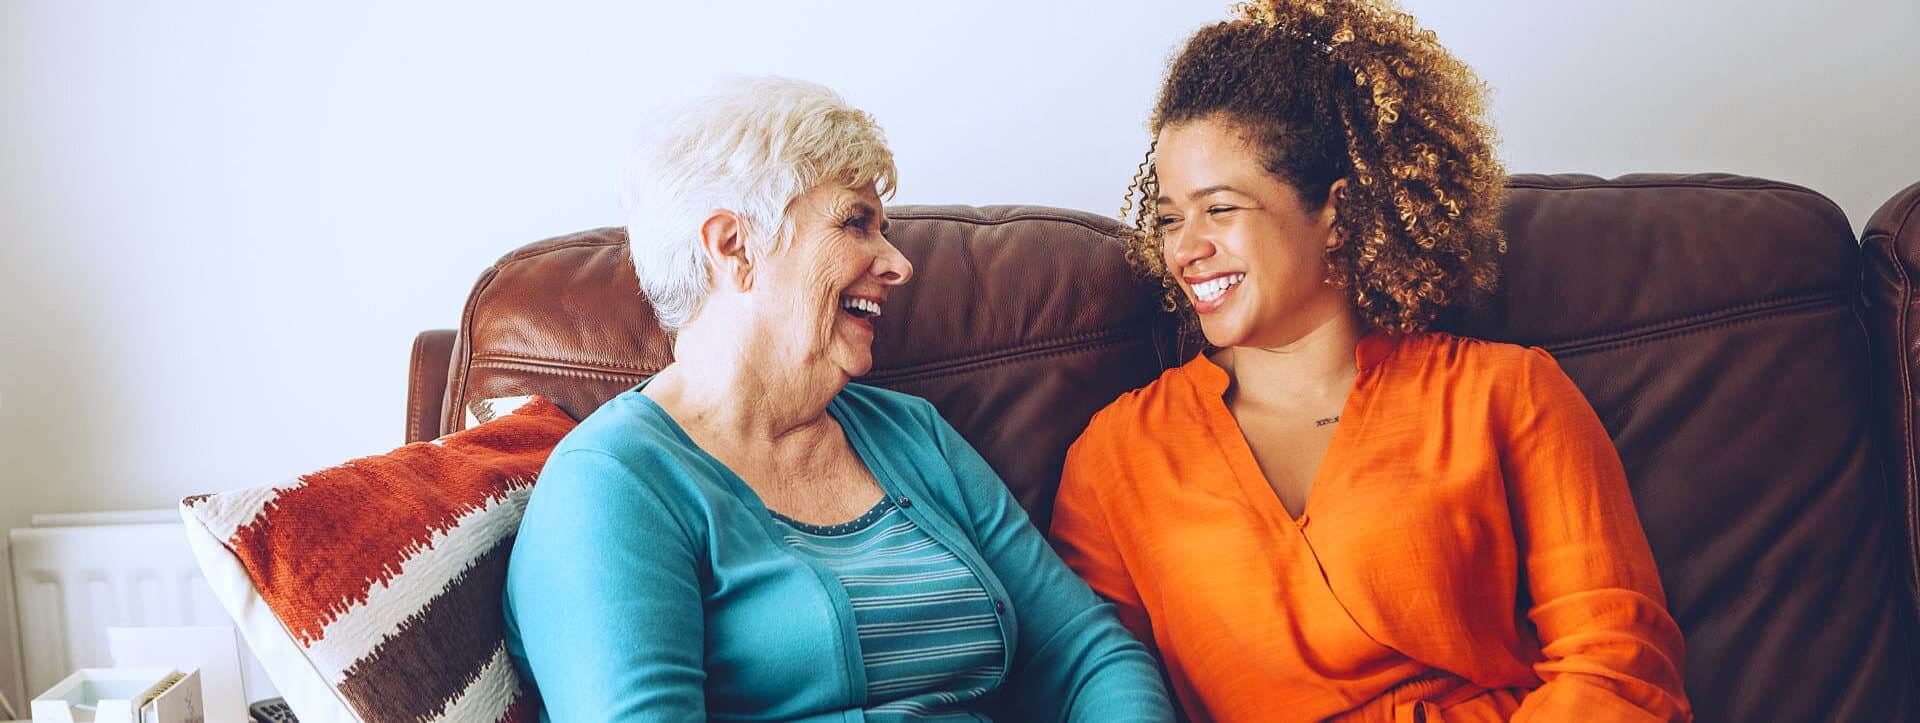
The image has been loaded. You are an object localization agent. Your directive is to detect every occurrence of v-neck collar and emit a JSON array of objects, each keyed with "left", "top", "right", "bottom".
[
  {"left": 624, "top": 380, "right": 1022, "bottom": 696},
  {"left": 1184, "top": 330, "right": 1400, "bottom": 529}
]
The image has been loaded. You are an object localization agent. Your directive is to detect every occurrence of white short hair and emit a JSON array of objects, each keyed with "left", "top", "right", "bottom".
[{"left": 621, "top": 76, "right": 897, "bottom": 332}]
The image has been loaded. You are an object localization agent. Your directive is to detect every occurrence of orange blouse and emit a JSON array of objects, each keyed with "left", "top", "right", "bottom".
[{"left": 1051, "top": 331, "right": 1689, "bottom": 722}]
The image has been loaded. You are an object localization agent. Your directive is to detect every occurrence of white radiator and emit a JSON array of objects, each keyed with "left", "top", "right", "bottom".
[{"left": 2, "top": 510, "right": 275, "bottom": 711}]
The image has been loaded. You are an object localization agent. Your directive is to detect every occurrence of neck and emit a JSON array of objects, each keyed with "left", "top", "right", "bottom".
[
  {"left": 646, "top": 309, "right": 842, "bottom": 446},
  {"left": 1217, "top": 308, "right": 1367, "bottom": 407}
]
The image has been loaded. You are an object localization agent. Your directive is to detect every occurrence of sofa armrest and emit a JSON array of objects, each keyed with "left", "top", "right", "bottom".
[{"left": 406, "top": 329, "right": 458, "bottom": 443}]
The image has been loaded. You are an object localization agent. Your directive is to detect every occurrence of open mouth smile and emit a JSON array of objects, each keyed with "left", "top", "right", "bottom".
[
  {"left": 1185, "top": 273, "right": 1244, "bottom": 311},
  {"left": 840, "top": 295, "right": 883, "bottom": 320}
]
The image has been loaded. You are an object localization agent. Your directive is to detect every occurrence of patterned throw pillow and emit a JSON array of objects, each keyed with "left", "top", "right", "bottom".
[{"left": 181, "top": 395, "right": 574, "bottom": 723}]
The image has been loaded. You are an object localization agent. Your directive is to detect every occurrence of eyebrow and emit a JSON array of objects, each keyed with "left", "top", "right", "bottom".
[{"left": 1155, "top": 184, "right": 1243, "bottom": 206}]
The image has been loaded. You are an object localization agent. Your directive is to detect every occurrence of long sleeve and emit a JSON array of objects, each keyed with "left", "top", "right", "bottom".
[
  {"left": 1051, "top": 429, "right": 1157, "bottom": 652},
  {"left": 503, "top": 448, "right": 707, "bottom": 722},
  {"left": 922, "top": 402, "right": 1175, "bottom": 723},
  {"left": 1503, "top": 348, "right": 1692, "bottom": 722}
]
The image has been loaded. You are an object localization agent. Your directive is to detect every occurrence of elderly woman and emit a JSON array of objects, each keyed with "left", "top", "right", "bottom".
[{"left": 503, "top": 77, "right": 1172, "bottom": 722}]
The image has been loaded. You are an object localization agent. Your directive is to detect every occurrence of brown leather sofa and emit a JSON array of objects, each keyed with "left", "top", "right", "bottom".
[{"left": 405, "top": 173, "right": 1920, "bottom": 721}]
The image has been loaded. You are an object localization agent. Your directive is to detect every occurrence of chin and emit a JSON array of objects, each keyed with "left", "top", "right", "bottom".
[
  {"left": 835, "top": 348, "right": 875, "bottom": 379},
  {"left": 1196, "top": 315, "right": 1249, "bottom": 350}
]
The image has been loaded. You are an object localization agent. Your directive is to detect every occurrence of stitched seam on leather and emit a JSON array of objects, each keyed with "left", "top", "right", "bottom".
[
  {"left": 467, "top": 335, "right": 1153, "bottom": 387},
  {"left": 1531, "top": 291, "right": 1849, "bottom": 353},
  {"left": 471, "top": 354, "right": 664, "bottom": 378},
  {"left": 450, "top": 267, "right": 502, "bottom": 432},
  {"left": 864, "top": 325, "right": 1150, "bottom": 379},
  {"left": 407, "top": 333, "right": 430, "bottom": 443},
  {"left": 470, "top": 349, "right": 665, "bottom": 372},
  {"left": 886, "top": 211, "right": 1127, "bottom": 238},
  {"left": 1505, "top": 179, "right": 1821, "bottom": 193},
  {"left": 1890, "top": 249, "right": 1920, "bottom": 612},
  {"left": 470, "top": 361, "right": 649, "bottom": 384},
  {"left": 1545, "top": 299, "right": 1850, "bottom": 358},
  {"left": 1505, "top": 178, "right": 1848, "bottom": 224},
  {"left": 861, "top": 336, "right": 1152, "bottom": 385},
  {"left": 468, "top": 320, "right": 1152, "bottom": 377}
]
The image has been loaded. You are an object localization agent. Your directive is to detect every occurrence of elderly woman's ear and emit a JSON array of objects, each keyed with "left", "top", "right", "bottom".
[{"left": 699, "top": 209, "right": 754, "bottom": 291}]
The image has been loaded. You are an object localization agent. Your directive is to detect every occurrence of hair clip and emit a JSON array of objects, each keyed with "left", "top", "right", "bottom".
[
  {"left": 1230, "top": 2, "right": 1340, "bottom": 55},
  {"left": 1277, "top": 24, "right": 1336, "bottom": 55}
]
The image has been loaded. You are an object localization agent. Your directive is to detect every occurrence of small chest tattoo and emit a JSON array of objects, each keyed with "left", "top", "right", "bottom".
[{"left": 1315, "top": 416, "right": 1341, "bottom": 427}]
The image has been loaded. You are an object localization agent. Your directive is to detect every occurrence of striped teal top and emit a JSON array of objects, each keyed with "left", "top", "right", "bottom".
[
  {"left": 505, "top": 382, "right": 1174, "bottom": 721},
  {"left": 771, "top": 496, "right": 1005, "bottom": 721}
]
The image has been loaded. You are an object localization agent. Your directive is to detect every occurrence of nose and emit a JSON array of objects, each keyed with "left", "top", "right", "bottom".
[
  {"left": 1162, "top": 223, "right": 1214, "bottom": 273},
  {"left": 873, "top": 233, "right": 914, "bottom": 286}
]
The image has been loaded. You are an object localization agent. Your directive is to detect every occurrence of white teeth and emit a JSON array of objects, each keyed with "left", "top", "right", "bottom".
[
  {"left": 841, "top": 296, "right": 881, "bottom": 318},
  {"left": 1192, "top": 273, "right": 1244, "bottom": 303}
]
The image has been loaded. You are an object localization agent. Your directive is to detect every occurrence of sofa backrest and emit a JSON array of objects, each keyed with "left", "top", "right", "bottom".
[
  {"left": 439, "top": 204, "right": 1177, "bottom": 522},
  {"left": 428, "top": 174, "right": 1917, "bottom": 721}
]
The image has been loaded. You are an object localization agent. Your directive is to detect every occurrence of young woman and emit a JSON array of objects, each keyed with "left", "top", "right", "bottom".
[{"left": 1050, "top": 2, "right": 1690, "bottom": 720}]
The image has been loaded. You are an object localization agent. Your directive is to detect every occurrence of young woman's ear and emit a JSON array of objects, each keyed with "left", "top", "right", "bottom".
[
  {"left": 698, "top": 210, "right": 753, "bottom": 291},
  {"left": 1322, "top": 178, "right": 1350, "bottom": 251}
]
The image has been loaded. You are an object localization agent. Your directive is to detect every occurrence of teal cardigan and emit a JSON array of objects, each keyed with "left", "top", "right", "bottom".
[{"left": 503, "top": 382, "right": 1173, "bottom": 722}]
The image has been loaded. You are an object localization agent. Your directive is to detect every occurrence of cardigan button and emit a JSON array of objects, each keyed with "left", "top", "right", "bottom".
[
  {"left": 896, "top": 496, "right": 913, "bottom": 508},
  {"left": 994, "top": 600, "right": 1006, "bottom": 614}
]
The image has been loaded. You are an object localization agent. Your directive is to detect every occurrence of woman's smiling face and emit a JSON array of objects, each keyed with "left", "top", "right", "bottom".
[
  {"left": 753, "top": 180, "right": 914, "bottom": 380},
  {"left": 1154, "top": 115, "right": 1346, "bottom": 350}
]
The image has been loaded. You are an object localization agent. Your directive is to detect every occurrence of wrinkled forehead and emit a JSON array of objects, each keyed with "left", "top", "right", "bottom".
[{"left": 792, "top": 177, "right": 887, "bottom": 218}]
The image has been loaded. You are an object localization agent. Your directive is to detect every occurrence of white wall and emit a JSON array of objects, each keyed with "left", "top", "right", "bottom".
[{"left": 2, "top": 0, "right": 1916, "bottom": 534}]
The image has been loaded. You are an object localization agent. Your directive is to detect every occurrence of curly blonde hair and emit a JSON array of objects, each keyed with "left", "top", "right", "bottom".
[{"left": 1123, "top": 0, "right": 1506, "bottom": 333}]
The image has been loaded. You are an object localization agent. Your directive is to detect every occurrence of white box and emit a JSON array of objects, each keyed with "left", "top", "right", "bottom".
[
  {"left": 29, "top": 668, "right": 202, "bottom": 723},
  {"left": 108, "top": 628, "right": 240, "bottom": 723},
  {"left": 140, "top": 670, "right": 204, "bottom": 723}
]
